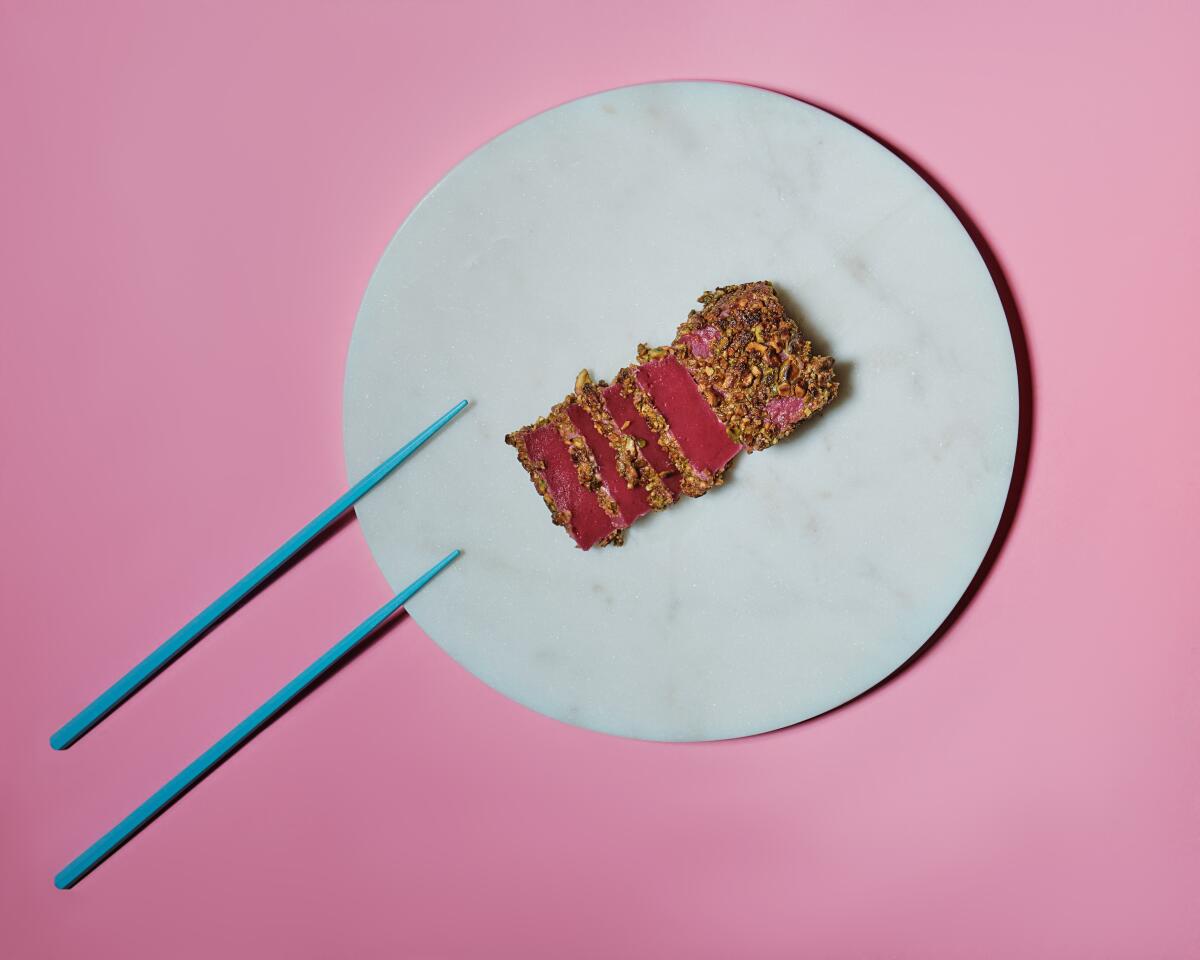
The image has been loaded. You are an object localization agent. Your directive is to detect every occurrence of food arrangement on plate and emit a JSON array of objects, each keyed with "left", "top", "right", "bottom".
[
  {"left": 344, "top": 81, "right": 1018, "bottom": 739},
  {"left": 506, "top": 281, "right": 839, "bottom": 548}
]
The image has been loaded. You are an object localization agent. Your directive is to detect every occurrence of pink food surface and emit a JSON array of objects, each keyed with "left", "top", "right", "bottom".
[
  {"left": 634, "top": 356, "right": 742, "bottom": 476},
  {"left": 681, "top": 324, "right": 720, "bottom": 358},
  {"left": 522, "top": 425, "right": 617, "bottom": 549},
  {"left": 765, "top": 395, "right": 807, "bottom": 428}
]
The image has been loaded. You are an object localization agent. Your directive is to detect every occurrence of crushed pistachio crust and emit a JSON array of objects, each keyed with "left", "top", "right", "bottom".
[
  {"left": 505, "top": 281, "right": 838, "bottom": 548},
  {"left": 572, "top": 371, "right": 674, "bottom": 511},
  {"left": 504, "top": 422, "right": 624, "bottom": 547},
  {"left": 669, "top": 281, "right": 838, "bottom": 451}
]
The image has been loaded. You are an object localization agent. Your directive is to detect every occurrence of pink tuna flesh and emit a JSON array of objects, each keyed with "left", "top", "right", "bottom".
[
  {"left": 635, "top": 356, "right": 741, "bottom": 475},
  {"left": 681, "top": 325, "right": 720, "bottom": 358},
  {"left": 765, "top": 396, "right": 807, "bottom": 428},
  {"left": 522, "top": 425, "right": 618, "bottom": 549}
]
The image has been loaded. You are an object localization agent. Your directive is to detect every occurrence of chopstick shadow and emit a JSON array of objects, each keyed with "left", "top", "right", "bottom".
[
  {"left": 199, "top": 507, "right": 360, "bottom": 632},
  {"left": 57, "top": 609, "right": 408, "bottom": 888},
  {"left": 745, "top": 84, "right": 1036, "bottom": 736},
  {"left": 56, "top": 510, "right": 361, "bottom": 750}
]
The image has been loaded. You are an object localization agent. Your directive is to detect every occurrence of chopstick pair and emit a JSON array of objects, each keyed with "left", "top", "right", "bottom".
[{"left": 52, "top": 400, "right": 468, "bottom": 888}]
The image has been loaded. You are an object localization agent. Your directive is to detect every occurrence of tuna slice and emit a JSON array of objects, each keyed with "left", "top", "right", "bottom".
[
  {"left": 634, "top": 356, "right": 741, "bottom": 476},
  {"left": 520, "top": 425, "right": 618, "bottom": 549}
]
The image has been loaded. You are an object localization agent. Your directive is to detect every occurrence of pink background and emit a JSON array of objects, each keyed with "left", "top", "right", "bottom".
[{"left": 2, "top": 1, "right": 1198, "bottom": 957}]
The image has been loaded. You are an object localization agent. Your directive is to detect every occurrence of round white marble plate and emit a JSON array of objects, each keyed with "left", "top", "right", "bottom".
[{"left": 343, "top": 81, "right": 1017, "bottom": 741}]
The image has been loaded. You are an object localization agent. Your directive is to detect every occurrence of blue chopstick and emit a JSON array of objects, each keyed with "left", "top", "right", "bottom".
[
  {"left": 54, "top": 550, "right": 461, "bottom": 889},
  {"left": 50, "top": 400, "right": 468, "bottom": 750}
]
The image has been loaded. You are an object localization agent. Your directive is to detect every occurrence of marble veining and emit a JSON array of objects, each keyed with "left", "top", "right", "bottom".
[{"left": 343, "top": 82, "right": 1017, "bottom": 741}]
